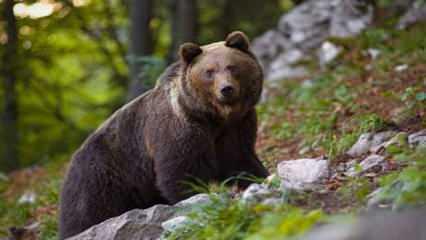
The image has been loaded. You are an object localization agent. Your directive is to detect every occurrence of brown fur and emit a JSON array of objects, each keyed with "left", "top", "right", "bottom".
[{"left": 59, "top": 31, "right": 268, "bottom": 239}]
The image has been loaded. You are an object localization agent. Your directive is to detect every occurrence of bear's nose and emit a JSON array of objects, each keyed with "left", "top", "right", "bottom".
[{"left": 220, "top": 86, "right": 235, "bottom": 98}]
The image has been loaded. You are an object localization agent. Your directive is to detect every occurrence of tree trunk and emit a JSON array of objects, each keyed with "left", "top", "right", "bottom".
[
  {"left": 1, "top": 0, "right": 19, "bottom": 172},
  {"left": 219, "top": 0, "right": 234, "bottom": 39},
  {"left": 127, "top": 0, "right": 154, "bottom": 101},
  {"left": 167, "top": 0, "right": 199, "bottom": 64}
]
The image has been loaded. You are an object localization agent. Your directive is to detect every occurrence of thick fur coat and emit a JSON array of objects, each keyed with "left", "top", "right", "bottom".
[{"left": 59, "top": 31, "right": 269, "bottom": 239}]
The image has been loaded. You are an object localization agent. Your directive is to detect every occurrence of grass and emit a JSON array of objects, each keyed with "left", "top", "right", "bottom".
[
  {"left": 257, "top": 24, "right": 425, "bottom": 164},
  {"left": 163, "top": 191, "right": 324, "bottom": 240},
  {"left": 0, "top": 160, "right": 63, "bottom": 238}
]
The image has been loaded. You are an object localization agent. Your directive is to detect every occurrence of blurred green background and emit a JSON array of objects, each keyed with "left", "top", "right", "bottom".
[{"left": 0, "top": 0, "right": 293, "bottom": 171}]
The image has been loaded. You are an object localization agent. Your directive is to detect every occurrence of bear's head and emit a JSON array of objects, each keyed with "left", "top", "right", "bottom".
[{"left": 177, "top": 31, "right": 263, "bottom": 122}]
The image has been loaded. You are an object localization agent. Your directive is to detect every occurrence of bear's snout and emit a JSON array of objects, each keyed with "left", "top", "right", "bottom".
[
  {"left": 220, "top": 85, "right": 235, "bottom": 98},
  {"left": 216, "top": 80, "right": 240, "bottom": 105}
]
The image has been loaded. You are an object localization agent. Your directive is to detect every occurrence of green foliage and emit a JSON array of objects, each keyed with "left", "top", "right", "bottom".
[
  {"left": 130, "top": 56, "right": 166, "bottom": 88},
  {"left": 401, "top": 87, "right": 426, "bottom": 109},
  {"left": 360, "top": 28, "right": 389, "bottom": 48},
  {"left": 0, "top": 161, "right": 61, "bottom": 237},
  {"left": 378, "top": 147, "right": 426, "bottom": 208},
  {"left": 164, "top": 193, "right": 323, "bottom": 240}
]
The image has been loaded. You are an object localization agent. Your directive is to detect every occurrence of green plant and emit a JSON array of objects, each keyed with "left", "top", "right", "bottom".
[{"left": 377, "top": 147, "right": 426, "bottom": 208}]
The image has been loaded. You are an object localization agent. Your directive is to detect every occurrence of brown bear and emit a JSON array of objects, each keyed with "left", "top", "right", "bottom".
[{"left": 59, "top": 31, "right": 269, "bottom": 239}]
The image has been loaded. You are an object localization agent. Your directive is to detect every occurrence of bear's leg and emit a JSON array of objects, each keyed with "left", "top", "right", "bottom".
[
  {"left": 216, "top": 110, "right": 269, "bottom": 187},
  {"left": 153, "top": 129, "right": 217, "bottom": 204},
  {"left": 59, "top": 154, "right": 134, "bottom": 239}
]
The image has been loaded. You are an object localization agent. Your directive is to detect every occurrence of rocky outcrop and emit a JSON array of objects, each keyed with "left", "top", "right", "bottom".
[
  {"left": 66, "top": 193, "right": 212, "bottom": 240},
  {"left": 66, "top": 205, "right": 176, "bottom": 240},
  {"left": 397, "top": 1, "right": 426, "bottom": 30},
  {"left": 252, "top": 0, "right": 374, "bottom": 82}
]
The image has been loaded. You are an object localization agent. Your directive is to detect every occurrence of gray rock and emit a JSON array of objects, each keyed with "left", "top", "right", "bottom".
[
  {"left": 252, "top": 30, "right": 290, "bottom": 69},
  {"left": 370, "top": 131, "right": 398, "bottom": 149},
  {"left": 67, "top": 205, "right": 176, "bottom": 240},
  {"left": 175, "top": 193, "right": 211, "bottom": 209},
  {"left": 241, "top": 183, "right": 284, "bottom": 205},
  {"left": 317, "top": 41, "right": 342, "bottom": 66},
  {"left": 366, "top": 48, "right": 381, "bottom": 60},
  {"left": 347, "top": 133, "right": 374, "bottom": 157},
  {"left": 18, "top": 190, "right": 37, "bottom": 205},
  {"left": 161, "top": 216, "right": 192, "bottom": 233},
  {"left": 408, "top": 129, "right": 426, "bottom": 148},
  {"left": 397, "top": 1, "right": 426, "bottom": 30},
  {"left": 370, "top": 132, "right": 408, "bottom": 153},
  {"left": 268, "top": 65, "right": 309, "bottom": 83},
  {"left": 346, "top": 154, "right": 385, "bottom": 177},
  {"left": 347, "top": 131, "right": 397, "bottom": 157},
  {"left": 277, "top": 157, "right": 329, "bottom": 191},
  {"left": 252, "top": 0, "right": 374, "bottom": 83},
  {"left": 394, "top": 64, "right": 409, "bottom": 72},
  {"left": 277, "top": 0, "right": 339, "bottom": 49},
  {"left": 330, "top": 0, "right": 374, "bottom": 38},
  {"left": 301, "top": 209, "right": 426, "bottom": 240}
]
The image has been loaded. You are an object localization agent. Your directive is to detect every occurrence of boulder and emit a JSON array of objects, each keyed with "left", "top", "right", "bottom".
[
  {"left": 277, "top": 157, "right": 329, "bottom": 191},
  {"left": 397, "top": 1, "right": 426, "bottom": 29},
  {"left": 161, "top": 216, "right": 192, "bottom": 233},
  {"left": 330, "top": 0, "right": 374, "bottom": 38},
  {"left": 66, "top": 193, "right": 214, "bottom": 240},
  {"left": 252, "top": 0, "right": 374, "bottom": 82},
  {"left": 175, "top": 193, "right": 211, "bottom": 209},
  {"left": 67, "top": 205, "right": 176, "bottom": 240}
]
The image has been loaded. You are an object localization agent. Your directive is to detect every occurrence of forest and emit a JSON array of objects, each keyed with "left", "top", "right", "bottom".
[{"left": 0, "top": 0, "right": 425, "bottom": 239}]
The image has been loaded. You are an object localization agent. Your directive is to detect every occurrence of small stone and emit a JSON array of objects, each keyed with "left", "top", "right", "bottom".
[
  {"left": 347, "top": 133, "right": 374, "bottom": 157},
  {"left": 395, "top": 64, "right": 408, "bottom": 72},
  {"left": 347, "top": 131, "right": 397, "bottom": 157},
  {"left": 298, "top": 146, "right": 311, "bottom": 155},
  {"left": 367, "top": 48, "right": 381, "bottom": 60},
  {"left": 370, "top": 131, "right": 398, "bottom": 148},
  {"left": 408, "top": 130, "right": 426, "bottom": 148},
  {"left": 317, "top": 41, "right": 342, "bottom": 66},
  {"left": 241, "top": 183, "right": 281, "bottom": 204},
  {"left": 346, "top": 154, "right": 385, "bottom": 177},
  {"left": 370, "top": 132, "right": 408, "bottom": 153},
  {"left": 277, "top": 157, "right": 329, "bottom": 191},
  {"left": 18, "top": 191, "right": 37, "bottom": 204}
]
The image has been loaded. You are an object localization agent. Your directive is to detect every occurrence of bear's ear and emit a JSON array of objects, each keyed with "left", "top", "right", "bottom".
[
  {"left": 179, "top": 42, "right": 202, "bottom": 64},
  {"left": 225, "top": 31, "right": 250, "bottom": 53}
]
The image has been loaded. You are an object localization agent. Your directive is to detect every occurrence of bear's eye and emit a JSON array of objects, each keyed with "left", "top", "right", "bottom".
[
  {"left": 226, "top": 65, "right": 238, "bottom": 74},
  {"left": 205, "top": 69, "right": 215, "bottom": 79}
]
